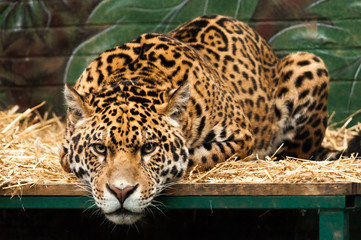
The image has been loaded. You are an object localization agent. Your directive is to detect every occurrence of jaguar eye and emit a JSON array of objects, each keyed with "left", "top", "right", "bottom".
[
  {"left": 92, "top": 144, "right": 107, "bottom": 156},
  {"left": 141, "top": 142, "right": 158, "bottom": 155}
]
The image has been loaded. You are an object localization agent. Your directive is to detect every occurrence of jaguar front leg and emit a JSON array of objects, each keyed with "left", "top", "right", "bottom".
[{"left": 187, "top": 123, "right": 255, "bottom": 170}]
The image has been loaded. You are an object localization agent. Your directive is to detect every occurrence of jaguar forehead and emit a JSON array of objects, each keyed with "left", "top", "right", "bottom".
[
  {"left": 95, "top": 103, "right": 166, "bottom": 149},
  {"left": 90, "top": 82, "right": 166, "bottom": 107}
]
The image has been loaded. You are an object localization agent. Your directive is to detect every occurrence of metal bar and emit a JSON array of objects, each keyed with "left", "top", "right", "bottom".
[
  {"left": 0, "top": 195, "right": 347, "bottom": 209},
  {"left": 353, "top": 196, "right": 361, "bottom": 208},
  {"left": 319, "top": 210, "right": 350, "bottom": 240},
  {"left": 0, "top": 196, "right": 95, "bottom": 209},
  {"left": 159, "top": 196, "right": 347, "bottom": 209}
]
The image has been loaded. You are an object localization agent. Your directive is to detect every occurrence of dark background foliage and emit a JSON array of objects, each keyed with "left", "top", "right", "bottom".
[{"left": 0, "top": 0, "right": 360, "bottom": 123}]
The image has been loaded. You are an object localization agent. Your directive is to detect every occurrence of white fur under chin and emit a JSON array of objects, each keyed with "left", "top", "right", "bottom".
[{"left": 105, "top": 211, "right": 143, "bottom": 225}]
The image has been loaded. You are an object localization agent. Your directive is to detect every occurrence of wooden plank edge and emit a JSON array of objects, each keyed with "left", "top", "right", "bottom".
[
  {"left": 1, "top": 183, "right": 361, "bottom": 197},
  {"left": 0, "top": 184, "right": 88, "bottom": 197}
]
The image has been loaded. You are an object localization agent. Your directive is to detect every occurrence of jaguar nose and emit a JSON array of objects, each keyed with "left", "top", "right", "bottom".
[{"left": 106, "top": 183, "right": 139, "bottom": 204}]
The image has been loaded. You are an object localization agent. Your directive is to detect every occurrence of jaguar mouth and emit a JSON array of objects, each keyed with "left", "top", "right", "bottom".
[{"left": 104, "top": 208, "right": 143, "bottom": 225}]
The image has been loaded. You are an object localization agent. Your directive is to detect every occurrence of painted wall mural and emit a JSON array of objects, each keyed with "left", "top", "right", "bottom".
[{"left": 0, "top": 0, "right": 360, "bottom": 123}]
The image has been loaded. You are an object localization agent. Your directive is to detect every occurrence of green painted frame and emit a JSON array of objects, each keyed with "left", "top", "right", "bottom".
[
  {"left": 0, "top": 196, "right": 359, "bottom": 240},
  {"left": 0, "top": 195, "right": 354, "bottom": 209},
  {"left": 0, "top": 182, "right": 361, "bottom": 240}
]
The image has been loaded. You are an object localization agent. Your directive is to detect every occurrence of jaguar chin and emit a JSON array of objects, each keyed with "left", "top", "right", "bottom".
[{"left": 104, "top": 208, "right": 143, "bottom": 225}]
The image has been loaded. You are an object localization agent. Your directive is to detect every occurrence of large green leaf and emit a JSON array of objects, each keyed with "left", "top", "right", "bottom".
[
  {"left": 269, "top": 22, "right": 355, "bottom": 50},
  {"left": 65, "top": 0, "right": 259, "bottom": 84},
  {"left": 307, "top": 0, "right": 361, "bottom": 20},
  {"left": 0, "top": 1, "right": 52, "bottom": 49},
  {"left": 0, "top": 1, "right": 51, "bottom": 29},
  {"left": 331, "top": 19, "right": 361, "bottom": 47},
  {"left": 87, "top": 0, "right": 258, "bottom": 25},
  {"left": 315, "top": 50, "right": 361, "bottom": 81}
]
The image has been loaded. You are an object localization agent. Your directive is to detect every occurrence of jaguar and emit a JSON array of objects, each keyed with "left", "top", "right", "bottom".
[{"left": 60, "top": 15, "right": 357, "bottom": 225}]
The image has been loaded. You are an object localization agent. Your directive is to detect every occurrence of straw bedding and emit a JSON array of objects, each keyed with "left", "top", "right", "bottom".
[
  {"left": 1, "top": 104, "right": 361, "bottom": 191},
  {"left": 0, "top": 103, "right": 79, "bottom": 190}
]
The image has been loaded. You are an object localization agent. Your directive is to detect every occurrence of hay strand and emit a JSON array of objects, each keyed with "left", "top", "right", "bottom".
[
  {"left": 0, "top": 105, "right": 361, "bottom": 194},
  {"left": 0, "top": 104, "right": 79, "bottom": 192}
]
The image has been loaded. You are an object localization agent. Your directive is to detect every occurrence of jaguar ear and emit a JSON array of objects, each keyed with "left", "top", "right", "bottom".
[
  {"left": 163, "top": 81, "right": 190, "bottom": 124},
  {"left": 64, "top": 83, "right": 90, "bottom": 124}
]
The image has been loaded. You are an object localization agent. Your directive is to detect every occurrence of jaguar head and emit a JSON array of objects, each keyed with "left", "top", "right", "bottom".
[{"left": 60, "top": 82, "right": 190, "bottom": 224}]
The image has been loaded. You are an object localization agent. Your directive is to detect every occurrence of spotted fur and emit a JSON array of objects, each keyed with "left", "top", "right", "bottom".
[{"left": 60, "top": 15, "right": 340, "bottom": 224}]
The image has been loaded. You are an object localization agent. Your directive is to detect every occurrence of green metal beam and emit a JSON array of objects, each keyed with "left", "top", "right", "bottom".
[
  {"left": 1, "top": 195, "right": 358, "bottom": 240},
  {"left": 159, "top": 196, "right": 348, "bottom": 209},
  {"left": 353, "top": 195, "right": 361, "bottom": 208},
  {"left": 319, "top": 210, "right": 350, "bottom": 240},
  {"left": 0, "top": 196, "right": 95, "bottom": 209},
  {"left": 0, "top": 195, "right": 349, "bottom": 210}
]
